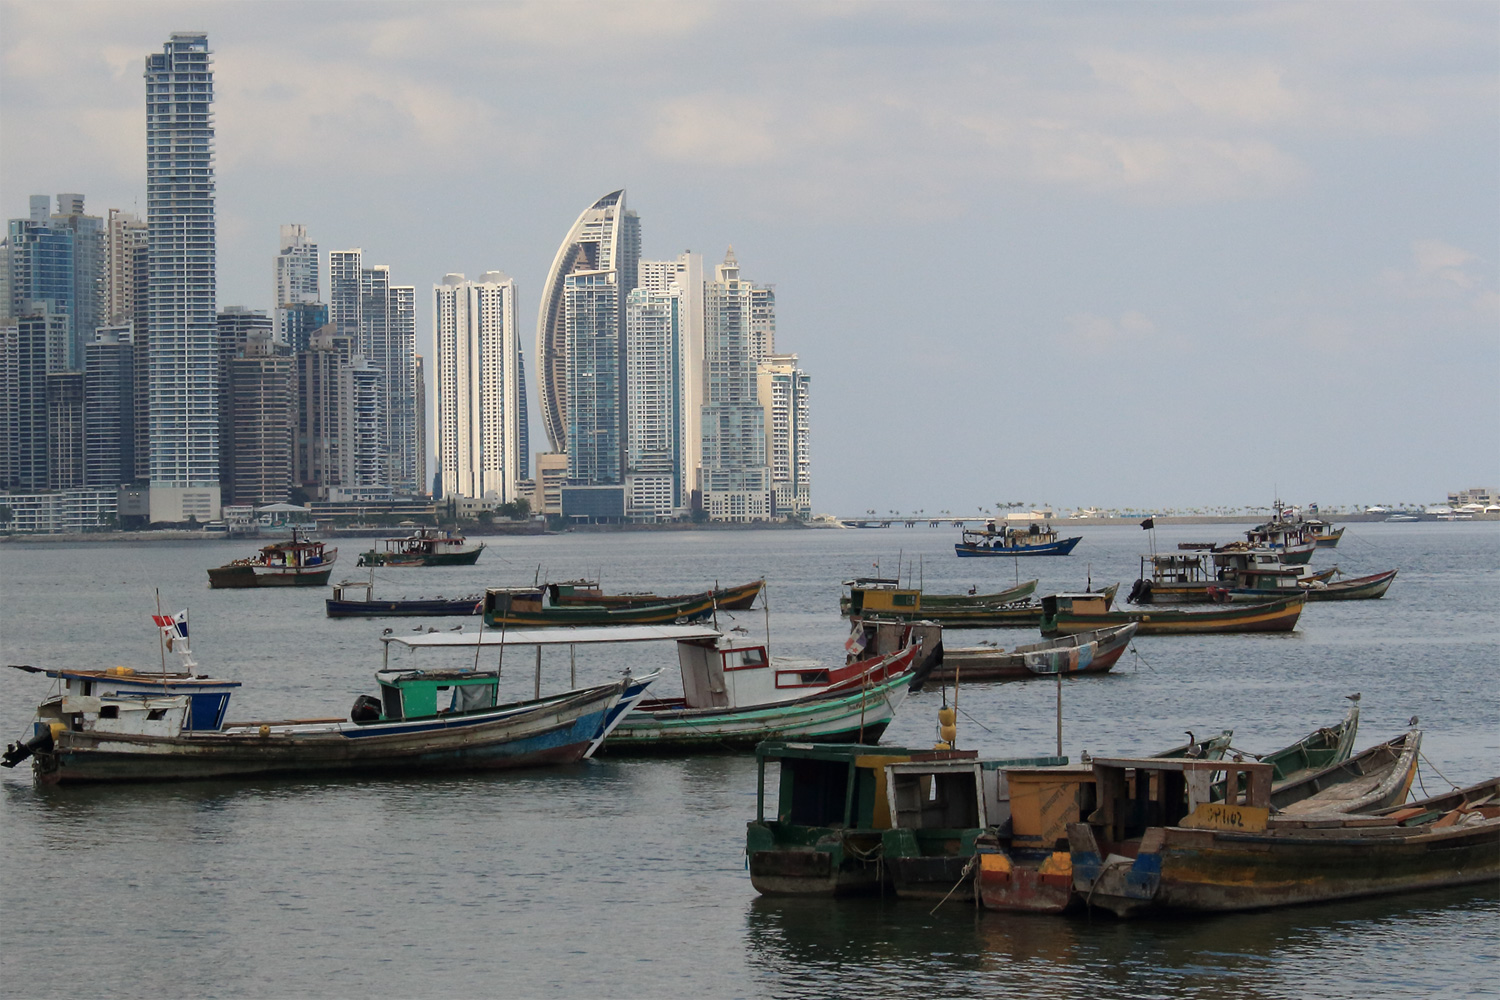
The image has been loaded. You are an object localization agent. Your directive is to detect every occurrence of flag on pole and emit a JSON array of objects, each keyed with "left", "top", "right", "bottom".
[
  {"left": 152, "top": 610, "right": 189, "bottom": 648},
  {"left": 1140, "top": 518, "right": 1155, "bottom": 530},
  {"left": 844, "top": 627, "right": 868, "bottom": 656}
]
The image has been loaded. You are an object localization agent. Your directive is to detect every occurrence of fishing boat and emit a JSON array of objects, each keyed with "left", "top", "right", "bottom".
[
  {"left": 1065, "top": 754, "right": 1497, "bottom": 917},
  {"left": 604, "top": 640, "right": 922, "bottom": 753},
  {"left": 1226, "top": 566, "right": 1398, "bottom": 603},
  {"left": 1270, "top": 729, "right": 1421, "bottom": 816},
  {"left": 549, "top": 579, "right": 764, "bottom": 612},
  {"left": 1245, "top": 697, "right": 1361, "bottom": 787},
  {"left": 398, "top": 623, "right": 923, "bottom": 753},
  {"left": 357, "top": 526, "right": 484, "bottom": 567},
  {"left": 955, "top": 521, "right": 1082, "bottom": 558},
  {"left": 921, "top": 624, "right": 1137, "bottom": 684},
  {"left": 1, "top": 615, "right": 643, "bottom": 784},
  {"left": 482, "top": 587, "right": 718, "bottom": 628},
  {"left": 1129, "top": 551, "right": 1337, "bottom": 605},
  {"left": 1040, "top": 591, "right": 1304, "bottom": 636},
  {"left": 846, "top": 583, "right": 1116, "bottom": 629},
  {"left": 1305, "top": 519, "right": 1344, "bottom": 548},
  {"left": 206, "top": 529, "right": 337, "bottom": 588},
  {"left": 325, "top": 573, "right": 482, "bottom": 618},
  {"left": 838, "top": 577, "right": 1038, "bottom": 615},
  {"left": 745, "top": 742, "right": 977, "bottom": 895}
]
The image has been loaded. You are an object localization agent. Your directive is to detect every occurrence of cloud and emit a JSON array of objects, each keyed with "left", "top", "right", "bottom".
[
  {"left": 1062, "top": 310, "right": 1162, "bottom": 351},
  {"left": 1380, "top": 238, "right": 1495, "bottom": 311}
]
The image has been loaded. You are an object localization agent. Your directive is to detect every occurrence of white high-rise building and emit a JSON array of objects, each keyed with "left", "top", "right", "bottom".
[
  {"left": 433, "top": 272, "right": 524, "bottom": 503},
  {"left": 145, "top": 32, "right": 219, "bottom": 523},
  {"left": 700, "top": 248, "right": 770, "bottom": 521},
  {"left": 637, "top": 252, "right": 704, "bottom": 510},
  {"left": 758, "top": 354, "right": 811, "bottom": 518},
  {"left": 274, "top": 224, "right": 319, "bottom": 344},
  {"left": 625, "top": 285, "right": 684, "bottom": 518},
  {"left": 328, "top": 250, "right": 419, "bottom": 493}
]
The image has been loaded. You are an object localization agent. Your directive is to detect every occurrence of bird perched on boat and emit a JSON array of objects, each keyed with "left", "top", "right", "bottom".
[
  {"left": 427, "top": 627, "right": 438, "bottom": 633},
  {"left": 381, "top": 628, "right": 393, "bottom": 636},
  {"left": 449, "top": 625, "right": 463, "bottom": 631},
  {"left": 731, "top": 625, "right": 749, "bottom": 634}
]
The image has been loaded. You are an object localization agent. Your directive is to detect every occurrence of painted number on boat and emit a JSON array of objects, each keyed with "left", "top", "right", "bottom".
[{"left": 1184, "top": 803, "right": 1269, "bottom": 833}]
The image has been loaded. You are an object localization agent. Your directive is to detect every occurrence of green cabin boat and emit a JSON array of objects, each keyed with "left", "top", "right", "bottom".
[
  {"left": 482, "top": 587, "right": 718, "bottom": 628},
  {"left": 746, "top": 741, "right": 974, "bottom": 896}
]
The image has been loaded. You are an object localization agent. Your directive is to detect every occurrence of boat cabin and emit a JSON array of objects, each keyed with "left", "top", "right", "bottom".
[
  {"left": 754, "top": 741, "right": 973, "bottom": 832},
  {"left": 1038, "top": 592, "right": 1111, "bottom": 618},
  {"left": 671, "top": 637, "right": 861, "bottom": 709},
  {"left": 1084, "top": 757, "right": 1274, "bottom": 846},
  {"left": 1142, "top": 553, "right": 1210, "bottom": 586},
  {"left": 38, "top": 667, "right": 239, "bottom": 732},
  {"left": 884, "top": 756, "right": 1070, "bottom": 843},
  {"left": 371, "top": 668, "right": 500, "bottom": 721},
  {"left": 843, "top": 585, "right": 922, "bottom": 617},
  {"left": 961, "top": 522, "right": 1060, "bottom": 548},
  {"left": 35, "top": 692, "right": 193, "bottom": 741}
]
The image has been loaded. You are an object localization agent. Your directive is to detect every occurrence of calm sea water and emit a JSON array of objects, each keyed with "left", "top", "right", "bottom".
[{"left": 1, "top": 522, "right": 1496, "bottom": 999}]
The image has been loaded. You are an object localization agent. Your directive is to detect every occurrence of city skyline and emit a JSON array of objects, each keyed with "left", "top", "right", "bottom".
[{"left": 2, "top": 3, "right": 1495, "bottom": 512}]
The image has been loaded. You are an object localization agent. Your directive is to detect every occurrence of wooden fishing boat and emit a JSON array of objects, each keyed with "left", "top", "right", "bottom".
[
  {"left": 549, "top": 578, "right": 764, "bottom": 612},
  {"left": 398, "top": 623, "right": 923, "bottom": 753},
  {"left": 603, "top": 643, "right": 922, "bottom": 753},
  {"left": 357, "top": 526, "right": 484, "bottom": 567},
  {"left": 746, "top": 742, "right": 977, "bottom": 896},
  {"left": 1305, "top": 520, "right": 1344, "bottom": 548},
  {"left": 923, "top": 624, "right": 1137, "bottom": 684},
  {"left": 325, "top": 574, "right": 481, "bottom": 618},
  {"left": 206, "top": 529, "right": 337, "bottom": 588},
  {"left": 1302, "top": 568, "right": 1398, "bottom": 601},
  {"left": 838, "top": 577, "right": 1038, "bottom": 615},
  {"left": 1129, "top": 551, "right": 1338, "bottom": 605},
  {"left": 847, "top": 583, "right": 1116, "bottom": 629},
  {"left": 1, "top": 619, "right": 650, "bottom": 784},
  {"left": 955, "top": 522, "right": 1082, "bottom": 558},
  {"left": 482, "top": 587, "right": 718, "bottom": 628},
  {"left": 1040, "top": 591, "right": 1304, "bottom": 636},
  {"left": 1270, "top": 730, "right": 1421, "bottom": 815},
  {"left": 1252, "top": 698, "right": 1361, "bottom": 787},
  {"left": 1065, "top": 755, "right": 1497, "bottom": 917}
]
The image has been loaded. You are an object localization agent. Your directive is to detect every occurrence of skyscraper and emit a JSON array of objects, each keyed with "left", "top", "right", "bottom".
[
  {"left": 757, "top": 354, "right": 811, "bottom": 519},
  {"left": 84, "top": 325, "right": 135, "bottom": 488},
  {"left": 106, "top": 209, "right": 148, "bottom": 327},
  {"left": 700, "top": 248, "right": 771, "bottom": 521},
  {"left": 434, "top": 272, "right": 524, "bottom": 503},
  {"left": 295, "top": 324, "right": 355, "bottom": 496},
  {"left": 216, "top": 307, "right": 273, "bottom": 503},
  {"left": 46, "top": 371, "right": 85, "bottom": 489},
  {"left": 625, "top": 285, "right": 684, "bottom": 518},
  {"left": 145, "top": 32, "right": 219, "bottom": 523},
  {"left": 636, "top": 252, "right": 704, "bottom": 514},
  {"left": 535, "top": 190, "right": 639, "bottom": 464},
  {"left": 273, "top": 223, "right": 319, "bottom": 344},
  {"left": 328, "top": 249, "right": 419, "bottom": 493},
  {"left": 227, "top": 329, "right": 295, "bottom": 506}
]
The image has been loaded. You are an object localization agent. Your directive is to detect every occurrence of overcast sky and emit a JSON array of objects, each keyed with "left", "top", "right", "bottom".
[{"left": 3, "top": 1, "right": 1495, "bottom": 514}]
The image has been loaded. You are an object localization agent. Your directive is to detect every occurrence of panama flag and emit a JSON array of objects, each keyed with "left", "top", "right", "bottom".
[
  {"left": 844, "top": 626, "right": 868, "bottom": 656},
  {"left": 152, "top": 610, "right": 189, "bottom": 644}
]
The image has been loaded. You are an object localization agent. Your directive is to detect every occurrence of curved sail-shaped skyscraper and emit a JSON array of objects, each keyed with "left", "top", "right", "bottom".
[{"left": 535, "top": 190, "right": 639, "bottom": 463}]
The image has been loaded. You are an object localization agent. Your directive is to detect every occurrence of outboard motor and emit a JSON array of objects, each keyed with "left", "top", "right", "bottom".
[
  {"left": 2, "top": 725, "right": 55, "bottom": 768},
  {"left": 349, "top": 694, "right": 383, "bottom": 723},
  {"left": 907, "top": 639, "right": 944, "bottom": 693}
]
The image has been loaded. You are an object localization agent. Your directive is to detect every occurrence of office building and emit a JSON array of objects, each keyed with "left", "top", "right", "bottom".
[
  {"left": 700, "top": 248, "right": 771, "bottom": 521},
  {"left": 216, "top": 306, "right": 273, "bottom": 499},
  {"left": 757, "top": 354, "right": 811, "bottom": 518},
  {"left": 328, "top": 249, "right": 419, "bottom": 493},
  {"left": 295, "top": 324, "right": 355, "bottom": 497},
  {"left": 273, "top": 224, "right": 319, "bottom": 344},
  {"left": 46, "top": 371, "right": 85, "bottom": 489},
  {"left": 434, "top": 272, "right": 525, "bottom": 503},
  {"left": 5, "top": 307, "right": 69, "bottom": 490},
  {"left": 227, "top": 330, "right": 295, "bottom": 505},
  {"left": 625, "top": 284, "right": 685, "bottom": 518},
  {"left": 145, "top": 32, "right": 220, "bottom": 523},
  {"left": 83, "top": 326, "right": 135, "bottom": 488},
  {"left": 106, "top": 209, "right": 148, "bottom": 326}
]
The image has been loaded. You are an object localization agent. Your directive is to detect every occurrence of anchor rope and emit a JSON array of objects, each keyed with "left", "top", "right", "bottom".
[{"left": 928, "top": 854, "right": 979, "bottom": 916}]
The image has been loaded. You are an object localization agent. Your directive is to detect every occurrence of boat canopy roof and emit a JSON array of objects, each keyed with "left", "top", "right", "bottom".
[{"left": 385, "top": 623, "right": 724, "bottom": 649}]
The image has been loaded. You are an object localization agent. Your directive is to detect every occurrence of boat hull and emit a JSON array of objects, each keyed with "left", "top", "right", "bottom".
[
  {"left": 1042, "top": 597, "right": 1304, "bottom": 636},
  {"left": 746, "top": 827, "right": 889, "bottom": 896},
  {"left": 1070, "top": 819, "right": 1500, "bottom": 916},
  {"left": 1304, "top": 569, "right": 1398, "bottom": 601},
  {"left": 31, "top": 683, "right": 623, "bottom": 784},
  {"left": 326, "top": 598, "right": 480, "bottom": 618},
  {"left": 599, "top": 672, "right": 910, "bottom": 754},
  {"left": 207, "top": 564, "right": 333, "bottom": 588},
  {"left": 555, "top": 579, "right": 763, "bottom": 612},
  {"left": 955, "top": 536, "right": 1082, "bottom": 557},
  {"left": 928, "top": 624, "right": 1136, "bottom": 682},
  {"left": 359, "top": 548, "right": 484, "bottom": 567},
  {"left": 484, "top": 594, "right": 719, "bottom": 628}
]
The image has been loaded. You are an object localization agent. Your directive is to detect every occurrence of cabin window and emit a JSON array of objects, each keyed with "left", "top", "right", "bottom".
[
  {"left": 781, "top": 759, "right": 855, "bottom": 827},
  {"left": 99, "top": 705, "right": 119, "bottom": 719},
  {"left": 893, "top": 593, "right": 917, "bottom": 608},
  {"left": 723, "top": 648, "right": 768, "bottom": 671},
  {"left": 380, "top": 685, "right": 404, "bottom": 720},
  {"left": 453, "top": 684, "right": 495, "bottom": 712},
  {"left": 82, "top": 681, "right": 93, "bottom": 696},
  {"left": 147, "top": 708, "right": 168, "bottom": 721}
]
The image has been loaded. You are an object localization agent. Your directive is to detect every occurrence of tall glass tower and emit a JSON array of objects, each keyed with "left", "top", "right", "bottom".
[{"left": 144, "top": 32, "right": 219, "bottom": 522}]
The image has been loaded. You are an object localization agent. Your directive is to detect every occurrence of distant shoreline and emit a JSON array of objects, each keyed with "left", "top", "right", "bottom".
[{"left": 2, "top": 511, "right": 1493, "bottom": 544}]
